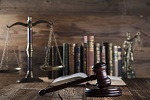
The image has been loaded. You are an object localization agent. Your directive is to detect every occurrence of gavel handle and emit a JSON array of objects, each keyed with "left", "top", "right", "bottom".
[{"left": 39, "top": 75, "right": 97, "bottom": 96}]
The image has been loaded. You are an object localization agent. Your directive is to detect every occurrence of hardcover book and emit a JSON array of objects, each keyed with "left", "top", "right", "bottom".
[
  {"left": 113, "top": 45, "right": 118, "bottom": 76},
  {"left": 63, "top": 43, "right": 69, "bottom": 75},
  {"left": 86, "top": 36, "right": 94, "bottom": 76},
  {"left": 47, "top": 46, "right": 52, "bottom": 79},
  {"left": 80, "top": 43, "right": 87, "bottom": 74},
  {"left": 69, "top": 43, "right": 76, "bottom": 74},
  {"left": 94, "top": 43, "right": 101, "bottom": 65},
  {"left": 104, "top": 42, "right": 113, "bottom": 76},
  {"left": 74, "top": 44, "right": 81, "bottom": 73},
  {"left": 118, "top": 46, "right": 123, "bottom": 77},
  {"left": 100, "top": 42, "right": 106, "bottom": 64},
  {"left": 47, "top": 46, "right": 63, "bottom": 79}
]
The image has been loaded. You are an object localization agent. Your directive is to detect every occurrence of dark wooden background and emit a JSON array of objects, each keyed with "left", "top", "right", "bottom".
[{"left": 0, "top": 0, "right": 149, "bottom": 77}]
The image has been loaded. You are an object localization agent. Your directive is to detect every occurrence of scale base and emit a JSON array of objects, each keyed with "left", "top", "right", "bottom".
[
  {"left": 85, "top": 86, "right": 122, "bottom": 97},
  {"left": 16, "top": 77, "right": 43, "bottom": 83},
  {"left": 123, "top": 70, "right": 136, "bottom": 78}
]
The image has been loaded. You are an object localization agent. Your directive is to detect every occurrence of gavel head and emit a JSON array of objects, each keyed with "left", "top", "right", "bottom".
[{"left": 92, "top": 62, "right": 111, "bottom": 89}]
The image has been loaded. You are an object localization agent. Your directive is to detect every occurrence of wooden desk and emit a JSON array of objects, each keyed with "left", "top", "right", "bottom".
[{"left": 0, "top": 78, "right": 149, "bottom": 100}]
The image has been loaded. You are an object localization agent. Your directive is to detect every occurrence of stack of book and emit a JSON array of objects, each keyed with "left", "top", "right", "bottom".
[{"left": 47, "top": 36, "right": 123, "bottom": 79}]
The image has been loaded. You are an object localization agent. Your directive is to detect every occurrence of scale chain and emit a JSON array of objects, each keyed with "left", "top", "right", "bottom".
[
  {"left": 0, "top": 28, "right": 10, "bottom": 69},
  {"left": 43, "top": 25, "right": 64, "bottom": 67}
]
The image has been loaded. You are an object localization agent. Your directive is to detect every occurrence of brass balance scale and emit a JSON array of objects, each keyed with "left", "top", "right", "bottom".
[
  {"left": 4, "top": 16, "right": 64, "bottom": 82},
  {"left": 40, "top": 25, "right": 64, "bottom": 71}
]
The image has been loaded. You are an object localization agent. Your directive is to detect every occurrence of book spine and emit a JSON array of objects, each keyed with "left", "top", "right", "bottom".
[
  {"left": 69, "top": 43, "right": 76, "bottom": 74},
  {"left": 104, "top": 42, "right": 113, "bottom": 76},
  {"left": 52, "top": 46, "right": 58, "bottom": 66},
  {"left": 63, "top": 43, "right": 69, "bottom": 75},
  {"left": 74, "top": 44, "right": 81, "bottom": 73},
  {"left": 51, "top": 46, "right": 63, "bottom": 78},
  {"left": 81, "top": 43, "right": 87, "bottom": 74},
  {"left": 48, "top": 46, "right": 52, "bottom": 66},
  {"left": 113, "top": 45, "right": 118, "bottom": 76},
  {"left": 118, "top": 46, "right": 123, "bottom": 77},
  {"left": 108, "top": 43, "right": 113, "bottom": 76},
  {"left": 100, "top": 43, "right": 106, "bottom": 64},
  {"left": 47, "top": 46, "right": 52, "bottom": 79},
  {"left": 56, "top": 46, "right": 63, "bottom": 77},
  {"left": 103, "top": 42, "right": 109, "bottom": 75},
  {"left": 94, "top": 43, "right": 101, "bottom": 64},
  {"left": 87, "top": 36, "right": 94, "bottom": 76},
  {"left": 52, "top": 46, "right": 58, "bottom": 78},
  {"left": 56, "top": 46, "right": 63, "bottom": 66}
]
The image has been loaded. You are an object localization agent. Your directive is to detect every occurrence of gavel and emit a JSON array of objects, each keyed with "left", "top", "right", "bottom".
[{"left": 39, "top": 62, "right": 122, "bottom": 97}]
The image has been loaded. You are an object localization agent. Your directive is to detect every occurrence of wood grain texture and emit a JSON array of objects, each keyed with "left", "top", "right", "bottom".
[
  {"left": 0, "top": 0, "right": 150, "bottom": 15},
  {"left": 0, "top": 78, "right": 150, "bottom": 99},
  {"left": 0, "top": 0, "right": 149, "bottom": 77}
]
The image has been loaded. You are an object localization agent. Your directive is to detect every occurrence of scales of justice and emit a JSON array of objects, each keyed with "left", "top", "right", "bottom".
[
  {"left": 2, "top": 16, "right": 63, "bottom": 83},
  {"left": 122, "top": 31, "right": 146, "bottom": 78}
]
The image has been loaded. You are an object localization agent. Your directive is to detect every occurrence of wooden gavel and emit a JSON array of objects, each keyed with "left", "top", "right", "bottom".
[{"left": 39, "top": 62, "right": 122, "bottom": 97}]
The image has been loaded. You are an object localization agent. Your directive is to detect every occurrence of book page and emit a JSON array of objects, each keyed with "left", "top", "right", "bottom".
[{"left": 39, "top": 72, "right": 126, "bottom": 86}]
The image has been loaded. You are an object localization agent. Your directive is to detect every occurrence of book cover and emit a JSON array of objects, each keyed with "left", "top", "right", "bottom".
[
  {"left": 74, "top": 44, "right": 81, "bottom": 73},
  {"left": 69, "top": 43, "right": 76, "bottom": 74},
  {"left": 80, "top": 43, "right": 87, "bottom": 74},
  {"left": 51, "top": 46, "right": 63, "bottom": 78},
  {"left": 104, "top": 42, "right": 113, "bottom": 76},
  {"left": 118, "top": 46, "right": 123, "bottom": 77},
  {"left": 113, "top": 45, "right": 118, "bottom": 77},
  {"left": 100, "top": 42, "right": 106, "bottom": 64},
  {"left": 63, "top": 43, "right": 69, "bottom": 75},
  {"left": 86, "top": 36, "right": 94, "bottom": 76},
  {"left": 52, "top": 46, "right": 62, "bottom": 66},
  {"left": 94, "top": 43, "right": 101, "bottom": 65},
  {"left": 47, "top": 46, "right": 52, "bottom": 79}
]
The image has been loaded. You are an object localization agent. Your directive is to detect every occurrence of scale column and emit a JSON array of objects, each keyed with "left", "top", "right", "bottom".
[
  {"left": 17, "top": 16, "right": 43, "bottom": 82},
  {"left": 26, "top": 16, "right": 34, "bottom": 78}
]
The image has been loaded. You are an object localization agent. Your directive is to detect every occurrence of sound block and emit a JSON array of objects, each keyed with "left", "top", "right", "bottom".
[{"left": 85, "top": 86, "right": 122, "bottom": 97}]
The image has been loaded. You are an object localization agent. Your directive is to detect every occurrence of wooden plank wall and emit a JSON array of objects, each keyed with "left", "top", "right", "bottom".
[{"left": 0, "top": 0, "right": 149, "bottom": 77}]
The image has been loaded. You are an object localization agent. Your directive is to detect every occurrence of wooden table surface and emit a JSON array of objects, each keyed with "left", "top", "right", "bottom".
[{"left": 0, "top": 78, "right": 149, "bottom": 100}]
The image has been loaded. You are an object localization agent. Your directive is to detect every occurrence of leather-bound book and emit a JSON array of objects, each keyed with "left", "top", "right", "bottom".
[
  {"left": 52, "top": 46, "right": 63, "bottom": 78},
  {"left": 94, "top": 43, "right": 101, "bottom": 64},
  {"left": 80, "top": 43, "right": 87, "bottom": 74},
  {"left": 69, "top": 43, "right": 76, "bottom": 74},
  {"left": 86, "top": 36, "right": 94, "bottom": 76},
  {"left": 100, "top": 42, "right": 106, "bottom": 64},
  {"left": 113, "top": 45, "right": 118, "bottom": 77},
  {"left": 74, "top": 44, "right": 81, "bottom": 73},
  {"left": 47, "top": 46, "right": 52, "bottom": 79},
  {"left": 63, "top": 43, "right": 69, "bottom": 75},
  {"left": 117, "top": 46, "right": 123, "bottom": 77},
  {"left": 104, "top": 42, "right": 113, "bottom": 76}
]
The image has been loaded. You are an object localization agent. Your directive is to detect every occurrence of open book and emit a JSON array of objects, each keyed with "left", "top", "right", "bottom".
[{"left": 39, "top": 72, "right": 126, "bottom": 86}]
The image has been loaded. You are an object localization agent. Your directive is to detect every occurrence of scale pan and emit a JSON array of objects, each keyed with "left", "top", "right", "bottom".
[
  {"left": 40, "top": 65, "right": 63, "bottom": 71},
  {"left": 0, "top": 67, "right": 21, "bottom": 73}
]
